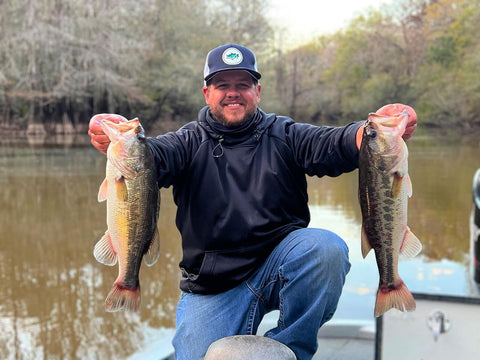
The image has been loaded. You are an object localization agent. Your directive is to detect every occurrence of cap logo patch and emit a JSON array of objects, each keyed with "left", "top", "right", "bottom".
[{"left": 222, "top": 47, "right": 243, "bottom": 65}]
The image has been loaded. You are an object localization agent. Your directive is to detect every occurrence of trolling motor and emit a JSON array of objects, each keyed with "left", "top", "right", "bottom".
[{"left": 472, "top": 169, "right": 480, "bottom": 283}]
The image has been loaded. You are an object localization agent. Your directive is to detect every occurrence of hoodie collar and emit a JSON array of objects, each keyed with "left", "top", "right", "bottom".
[{"left": 198, "top": 106, "right": 266, "bottom": 144}]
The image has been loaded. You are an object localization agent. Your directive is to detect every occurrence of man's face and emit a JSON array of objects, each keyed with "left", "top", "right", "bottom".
[{"left": 203, "top": 70, "right": 261, "bottom": 127}]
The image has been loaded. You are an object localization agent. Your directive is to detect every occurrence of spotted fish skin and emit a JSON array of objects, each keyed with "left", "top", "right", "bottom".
[{"left": 358, "top": 111, "right": 422, "bottom": 317}]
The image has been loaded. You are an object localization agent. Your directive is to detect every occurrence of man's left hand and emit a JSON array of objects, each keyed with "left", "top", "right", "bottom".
[{"left": 376, "top": 103, "right": 417, "bottom": 141}]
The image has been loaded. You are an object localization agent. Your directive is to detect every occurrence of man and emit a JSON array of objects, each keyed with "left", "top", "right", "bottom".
[{"left": 89, "top": 43, "right": 417, "bottom": 359}]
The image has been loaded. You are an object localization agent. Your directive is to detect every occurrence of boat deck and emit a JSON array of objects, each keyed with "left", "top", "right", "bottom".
[
  {"left": 314, "top": 337, "right": 374, "bottom": 360},
  {"left": 131, "top": 313, "right": 376, "bottom": 360}
]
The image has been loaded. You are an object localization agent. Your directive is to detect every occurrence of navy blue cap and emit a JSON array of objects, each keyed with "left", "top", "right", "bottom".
[{"left": 204, "top": 44, "right": 261, "bottom": 83}]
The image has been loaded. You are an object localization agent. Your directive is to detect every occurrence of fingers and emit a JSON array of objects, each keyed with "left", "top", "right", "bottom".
[
  {"left": 89, "top": 113, "right": 128, "bottom": 133},
  {"left": 399, "top": 105, "right": 417, "bottom": 141},
  {"left": 88, "top": 113, "right": 128, "bottom": 153},
  {"left": 402, "top": 121, "right": 417, "bottom": 142},
  {"left": 88, "top": 130, "right": 109, "bottom": 154},
  {"left": 376, "top": 103, "right": 417, "bottom": 141}
]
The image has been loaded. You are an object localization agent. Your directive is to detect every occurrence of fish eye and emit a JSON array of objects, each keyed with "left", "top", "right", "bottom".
[{"left": 368, "top": 130, "right": 377, "bottom": 139}]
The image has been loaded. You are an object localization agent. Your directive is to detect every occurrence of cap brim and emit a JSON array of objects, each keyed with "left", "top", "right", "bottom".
[{"left": 205, "top": 68, "right": 261, "bottom": 83}]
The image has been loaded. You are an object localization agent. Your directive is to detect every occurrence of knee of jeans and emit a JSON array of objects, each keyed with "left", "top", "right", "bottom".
[
  {"left": 282, "top": 229, "right": 349, "bottom": 274},
  {"left": 304, "top": 230, "right": 350, "bottom": 271}
]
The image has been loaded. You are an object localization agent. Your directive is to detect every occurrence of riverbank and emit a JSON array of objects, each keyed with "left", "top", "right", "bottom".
[{"left": 1, "top": 119, "right": 480, "bottom": 140}]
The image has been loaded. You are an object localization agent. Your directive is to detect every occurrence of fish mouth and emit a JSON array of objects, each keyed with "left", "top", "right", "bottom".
[{"left": 368, "top": 111, "right": 409, "bottom": 131}]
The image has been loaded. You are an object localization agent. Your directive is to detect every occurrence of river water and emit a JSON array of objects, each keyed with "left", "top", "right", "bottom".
[{"left": 1, "top": 132, "right": 479, "bottom": 359}]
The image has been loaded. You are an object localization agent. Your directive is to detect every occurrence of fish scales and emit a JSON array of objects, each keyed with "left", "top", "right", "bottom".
[
  {"left": 359, "top": 111, "right": 422, "bottom": 317},
  {"left": 361, "top": 162, "right": 399, "bottom": 286},
  {"left": 94, "top": 118, "right": 160, "bottom": 312}
]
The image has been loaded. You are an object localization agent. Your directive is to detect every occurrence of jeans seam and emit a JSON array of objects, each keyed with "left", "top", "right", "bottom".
[
  {"left": 247, "top": 275, "right": 279, "bottom": 307},
  {"left": 277, "top": 265, "right": 287, "bottom": 330},
  {"left": 246, "top": 296, "right": 259, "bottom": 334}
]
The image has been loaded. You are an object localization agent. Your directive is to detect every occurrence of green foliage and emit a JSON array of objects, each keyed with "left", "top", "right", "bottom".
[
  {"left": 272, "top": 0, "right": 480, "bottom": 130},
  {"left": 427, "top": 35, "right": 457, "bottom": 67},
  {"left": 410, "top": 0, "right": 480, "bottom": 129}
]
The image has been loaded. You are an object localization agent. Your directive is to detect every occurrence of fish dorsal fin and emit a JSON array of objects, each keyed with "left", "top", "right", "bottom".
[
  {"left": 93, "top": 231, "right": 117, "bottom": 266},
  {"left": 144, "top": 227, "right": 160, "bottom": 266},
  {"left": 400, "top": 227, "right": 422, "bottom": 258},
  {"left": 361, "top": 225, "right": 373, "bottom": 258}
]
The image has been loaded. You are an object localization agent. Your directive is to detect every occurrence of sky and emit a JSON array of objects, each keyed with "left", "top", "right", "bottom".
[{"left": 269, "top": 0, "right": 392, "bottom": 44}]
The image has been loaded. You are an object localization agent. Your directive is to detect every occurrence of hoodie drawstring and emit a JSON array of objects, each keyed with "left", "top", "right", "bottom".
[{"left": 212, "top": 136, "right": 224, "bottom": 158}]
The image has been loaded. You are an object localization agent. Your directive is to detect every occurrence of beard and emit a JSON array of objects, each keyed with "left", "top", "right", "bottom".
[{"left": 209, "top": 106, "right": 257, "bottom": 128}]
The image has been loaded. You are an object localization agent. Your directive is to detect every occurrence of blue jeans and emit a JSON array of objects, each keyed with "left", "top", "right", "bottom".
[{"left": 172, "top": 228, "right": 351, "bottom": 360}]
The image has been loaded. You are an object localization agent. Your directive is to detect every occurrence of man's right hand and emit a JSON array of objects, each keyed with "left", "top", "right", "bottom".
[{"left": 88, "top": 113, "right": 128, "bottom": 154}]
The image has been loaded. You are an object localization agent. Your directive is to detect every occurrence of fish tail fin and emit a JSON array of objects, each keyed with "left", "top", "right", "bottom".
[
  {"left": 105, "top": 283, "right": 140, "bottom": 312},
  {"left": 374, "top": 280, "right": 416, "bottom": 317}
]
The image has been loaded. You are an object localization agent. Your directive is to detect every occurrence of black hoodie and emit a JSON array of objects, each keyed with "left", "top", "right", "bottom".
[{"left": 147, "top": 106, "right": 361, "bottom": 294}]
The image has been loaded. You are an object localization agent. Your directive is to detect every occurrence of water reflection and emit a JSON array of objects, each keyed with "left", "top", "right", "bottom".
[
  {"left": 0, "top": 134, "right": 479, "bottom": 358},
  {"left": 0, "top": 138, "right": 182, "bottom": 359}
]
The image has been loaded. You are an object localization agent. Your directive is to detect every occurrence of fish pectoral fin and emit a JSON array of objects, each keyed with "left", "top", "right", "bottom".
[
  {"left": 115, "top": 176, "right": 128, "bottom": 202},
  {"left": 93, "top": 230, "right": 117, "bottom": 266},
  {"left": 144, "top": 227, "right": 160, "bottom": 266},
  {"left": 98, "top": 178, "right": 108, "bottom": 202},
  {"left": 405, "top": 173, "right": 413, "bottom": 197},
  {"left": 400, "top": 227, "right": 422, "bottom": 258},
  {"left": 391, "top": 172, "right": 412, "bottom": 198},
  {"left": 361, "top": 225, "right": 373, "bottom": 258},
  {"left": 391, "top": 172, "right": 404, "bottom": 198}
]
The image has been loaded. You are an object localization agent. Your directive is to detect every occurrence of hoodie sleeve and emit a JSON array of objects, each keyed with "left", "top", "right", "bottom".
[
  {"left": 146, "top": 123, "right": 201, "bottom": 188},
  {"left": 284, "top": 119, "right": 363, "bottom": 178}
]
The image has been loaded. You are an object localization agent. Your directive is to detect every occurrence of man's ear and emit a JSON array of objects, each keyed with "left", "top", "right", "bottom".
[{"left": 203, "top": 86, "right": 209, "bottom": 104}]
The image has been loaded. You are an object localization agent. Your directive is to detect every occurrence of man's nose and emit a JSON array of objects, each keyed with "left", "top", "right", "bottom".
[{"left": 226, "top": 87, "right": 240, "bottom": 96}]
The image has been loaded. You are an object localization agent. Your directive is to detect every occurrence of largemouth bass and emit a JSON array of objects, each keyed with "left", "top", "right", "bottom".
[
  {"left": 359, "top": 111, "right": 422, "bottom": 317},
  {"left": 94, "top": 118, "right": 160, "bottom": 312}
]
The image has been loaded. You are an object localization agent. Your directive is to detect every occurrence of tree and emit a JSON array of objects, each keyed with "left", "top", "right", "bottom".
[
  {"left": 413, "top": 0, "right": 480, "bottom": 128},
  {"left": 0, "top": 0, "right": 276, "bottom": 133}
]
